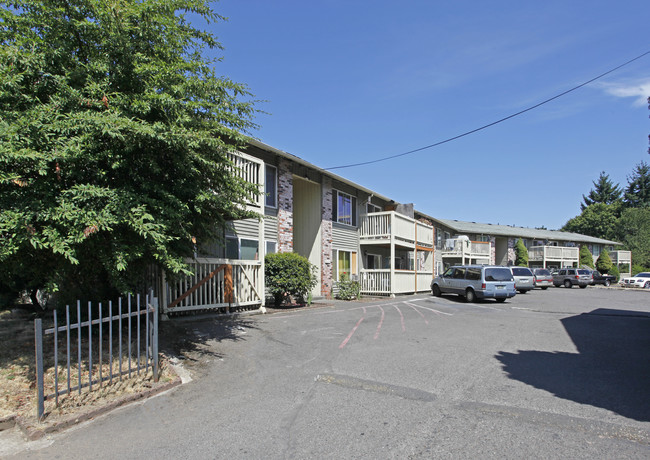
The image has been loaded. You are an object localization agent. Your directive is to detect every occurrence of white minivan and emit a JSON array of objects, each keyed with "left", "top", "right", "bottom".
[{"left": 431, "top": 265, "right": 516, "bottom": 303}]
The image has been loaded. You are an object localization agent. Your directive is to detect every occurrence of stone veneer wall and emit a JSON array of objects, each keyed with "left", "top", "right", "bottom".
[
  {"left": 490, "top": 236, "right": 497, "bottom": 265},
  {"left": 507, "top": 238, "right": 516, "bottom": 265},
  {"left": 321, "top": 176, "right": 333, "bottom": 298},
  {"left": 277, "top": 158, "right": 293, "bottom": 253}
]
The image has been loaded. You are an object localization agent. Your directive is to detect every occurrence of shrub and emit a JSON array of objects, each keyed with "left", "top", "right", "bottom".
[
  {"left": 595, "top": 249, "right": 613, "bottom": 273},
  {"left": 631, "top": 264, "right": 650, "bottom": 275},
  {"left": 514, "top": 239, "right": 528, "bottom": 266},
  {"left": 265, "top": 252, "right": 317, "bottom": 306},
  {"left": 579, "top": 245, "right": 594, "bottom": 268},
  {"left": 609, "top": 265, "right": 620, "bottom": 282},
  {"left": 336, "top": 273, "right": 360, "bottom": 300}
]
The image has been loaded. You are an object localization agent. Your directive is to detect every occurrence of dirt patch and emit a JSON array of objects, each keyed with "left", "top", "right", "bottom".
[{"left": 0, "top": 306, "right": 177, "bottom": 434}]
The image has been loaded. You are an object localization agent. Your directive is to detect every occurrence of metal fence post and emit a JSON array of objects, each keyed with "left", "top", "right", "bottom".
[
  {"left": 34, "top": 318, "right": 45, "bottom": 419},
  {"left": 153, "top": 296, "right": 159, "bottom": 382}
]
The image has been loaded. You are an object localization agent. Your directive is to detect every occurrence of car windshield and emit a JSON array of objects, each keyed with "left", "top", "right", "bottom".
[
  {"left": 577, "top": 269, "right": 591, "bottom": 275},
  {"left": 511, "top": 267, "right": 532, "bottom": 276},
  {"left": 485, "top": 268, "right": 513, "bottom": 282}
]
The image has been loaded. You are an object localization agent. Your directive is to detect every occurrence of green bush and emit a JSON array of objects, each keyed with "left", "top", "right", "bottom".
[
  {"left": 514, "top": 239, "right": 528, "bottom": 266},
  {"left": 631, "top": 264, "right": 650, "bottom": 275},
  {"left": 579, "top": 245, "right": 594, "bottom": 268},
  {"left": 595, "top": 249, "right": 613, "bottom": 273},
  {"left": 609, "top": 265, "right": 620, "bottom": 282},
  {"left": 336, "top": 273, "right": 360, "bottom": 300},
  {"left": 265, "top": 252, "right": 317, "bottom": 306}
]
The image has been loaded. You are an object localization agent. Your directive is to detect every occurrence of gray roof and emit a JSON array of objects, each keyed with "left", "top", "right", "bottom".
[{"left": 431, "top": 218, "right": 621, "bottom": 246}]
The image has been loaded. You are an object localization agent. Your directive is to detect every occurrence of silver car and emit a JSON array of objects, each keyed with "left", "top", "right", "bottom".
[
  {"left": 431, "top": 265, "right": 516, "bottom": 303},
  {"left": 510, "top": 266, "right": 535, "bottom": 293}
]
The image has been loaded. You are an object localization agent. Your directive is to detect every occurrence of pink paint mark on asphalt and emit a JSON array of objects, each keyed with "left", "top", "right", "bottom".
[
  {"left": 374, "top": 306, "right": 385, "bottom": 340},
  {"left": 392, "top": 305, "right": 406, "bottom": 332},
  {"left": 407, "top": 303, "right": 428, "bottom": 325},
  {"left": 339, "top": 307, "right": 366, "bottom": 349}
]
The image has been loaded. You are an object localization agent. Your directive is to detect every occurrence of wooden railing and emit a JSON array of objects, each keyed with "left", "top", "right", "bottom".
[
  {"left": 359, "top": 212, "right": 433, "bottom": 247},
  {"left": 162, "top": 258, "right": 262, "bottom": 315},
  {"left": 360, "top": 269, "right": 433, "bottom": 295},
  {"left": 227, "top": 151, "right": 263, "bottom": 210},
  {"left": 529, "top": 246, "right": 579, "bottom": 264},
  {"left": 440, "top": 239, "right": 490, "bottom": 258}
]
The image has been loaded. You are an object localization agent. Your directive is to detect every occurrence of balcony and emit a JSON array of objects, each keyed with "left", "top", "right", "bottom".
[
  {"left": 529, "top": 246, "right": 579, "bottom": 267},
  {"left": 610, "top": 250, "right": 632, "bottom": 277},
  {"left": 359, "top": 211, "right": 433, "bottom": 248},
  {"left": 440, "top": 237, "right": 491, "bottom": 264}
]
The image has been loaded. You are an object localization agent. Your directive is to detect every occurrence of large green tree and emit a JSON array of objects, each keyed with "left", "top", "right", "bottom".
[
  {"left": 581, "top": 171, "right": 621, "bottom": 210},
  {"left": 616, "top": 207, "right": 650, "bottom": 269},
  {"left": 0, "top": 0, "right": 258, "bottom": 304},
  {"left": 623, "top": 161, "right": 650, "bottom": 208},
  {"left": 561, "top": 202, "right": 620, "bottom": 241}
]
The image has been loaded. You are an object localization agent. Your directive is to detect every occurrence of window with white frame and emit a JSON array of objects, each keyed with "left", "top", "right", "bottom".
[
  {"left": 335, "top": 250, "right": 357, "bottom": 280},
  {"left": 265, "top": 165, "right": 277, "bottom": 208},
  {"left": 333, "top": 190, "right": 357, "bottom": 226},
  {"left": 265, "top": 241, "right": 277, "bottom": 255}
]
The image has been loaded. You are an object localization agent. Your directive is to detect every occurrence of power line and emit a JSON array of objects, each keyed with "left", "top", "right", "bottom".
[{"left": 324, "top": 49, "right": 650, "bottom": 171}]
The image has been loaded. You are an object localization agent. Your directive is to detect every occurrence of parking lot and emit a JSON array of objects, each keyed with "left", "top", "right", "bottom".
[{"left": 3, "top": 286, "right": 650, "bottom": 459}]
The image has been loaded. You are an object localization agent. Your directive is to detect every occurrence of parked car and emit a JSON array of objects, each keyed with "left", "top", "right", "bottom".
[
  {"left": 620, "top": 272, "right": 650, "bottom": 288},
  {"left": 510, "top": 267, "right": 535, "bottom": 293},
  {"left": 552, "top": 268, "right": 593, "bottom": 288},
  {"left": 431, "top": 265, "right": 516, "bottom": 302},
  {"left": 532, "top": 268, "right": 553, "bottom": 290},
  {"left": 590, "top": 270, "right": 617, "bottom": 287}
]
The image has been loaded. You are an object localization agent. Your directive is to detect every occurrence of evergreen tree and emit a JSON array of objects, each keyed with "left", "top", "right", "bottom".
[
  {"left": 579, "top": 245, "right": 594, "bottom": 269},
  {"left": 623, "top": 162, "right": 650, "bottom": 208},
  {"left": 514, "top": 239, "right": 528, "bottom": 266},
  {"left": 581, "top": 171, "right": 621, "bottom": 210},
  {"left": 0, "top": 1, "right": 259, "bottom": 303},
  {"left": 595, "top": 249, "right": 613, "bottom": 273}
]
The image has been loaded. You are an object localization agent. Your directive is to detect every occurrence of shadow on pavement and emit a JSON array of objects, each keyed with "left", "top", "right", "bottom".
[{"left": 496, "top": 308, "right": 650, "bottom": 421}]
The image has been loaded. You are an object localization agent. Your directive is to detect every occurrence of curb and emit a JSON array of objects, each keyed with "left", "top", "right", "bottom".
[{"left": 13, "top": 376, "right": 182, "bottom": 441}]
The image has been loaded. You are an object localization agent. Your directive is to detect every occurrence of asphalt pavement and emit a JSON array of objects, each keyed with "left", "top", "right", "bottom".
[{"left": 3, "top": 287, "right": 650, "bottom": 458}]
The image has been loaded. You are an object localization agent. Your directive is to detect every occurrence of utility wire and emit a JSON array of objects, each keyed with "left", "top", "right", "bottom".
[{"left": 325, "top": 49, "right": 650, "bottom": 171}]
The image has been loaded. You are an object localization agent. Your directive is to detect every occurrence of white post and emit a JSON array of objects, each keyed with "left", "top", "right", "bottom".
[{"left": 390, "top": 213, "right": 395, "bottom": 298}]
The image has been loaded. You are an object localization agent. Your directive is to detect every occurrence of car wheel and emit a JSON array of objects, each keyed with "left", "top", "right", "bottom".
[
  {"left": 645, "top": 281, "right": 650, "bottom": 289},
  {"left": 518, "top": 290, "right": 528, "bottom": 294},
  {"left": 579, "top": 284, "right": 587, "bottom": 289},
  {"left": 465, "top": 288, "right": 476, "bottom": 303},
  {"left": 496, "top": 298, "right": 506, "bottom": 303},
  {"left": 564, "top": 280, "right": 572, "bottom": 288},
  {"left": 604, "top": 280, "right": 611, "bottom": 287},
  {"left": 432, "top": 285, "right": 441, "bottom": 297}
]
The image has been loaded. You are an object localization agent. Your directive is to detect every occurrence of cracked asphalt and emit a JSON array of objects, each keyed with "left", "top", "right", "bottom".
[{"left": 3, "top": 287, "right": 650, "bottom": 458}]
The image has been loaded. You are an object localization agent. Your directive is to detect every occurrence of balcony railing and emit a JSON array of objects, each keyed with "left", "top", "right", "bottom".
[
  {"left": 440, "top": 238, "right": 491, "bottom": 259},
  {"left": 360, "top": 269, "right": 433, "bottom": 295},
  {"left": 529, "top": 246, "right": 579, "bottom": 266},
  {"left": 359, "top": 211, "right": 433, "bottom": 248}
]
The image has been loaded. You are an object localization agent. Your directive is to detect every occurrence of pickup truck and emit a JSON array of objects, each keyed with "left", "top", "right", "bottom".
[{"left": 591, "top": 270, "right": 617, "bottom": 287}]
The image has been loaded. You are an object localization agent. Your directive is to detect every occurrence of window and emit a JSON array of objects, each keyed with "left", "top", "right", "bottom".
[
  {"left": 477, "top": 235, "right": 490, "bottom": 242},
  {"left": 226, "top": 237, "right": 259, "bottom": 260},
  {"left": 333, "top": 190, "right": 357, "bottom": 226},
  {"left": 265, "top": 165, "right": 277, "bottom": 208},
  {"left": 435, "top": 228, "right": 443, "bottom": 249},
  {"left": 266, "top": 241, "right": 277, "bottom": 255},
  {"left": 466, "top": 267, "right": 481, "bottom": 280},
  {"left": 367, "top": 254, "right": 381, "bottom": 269},
  {"left": 336, "top": 250, "right": 357, "bottom": 280},
  {"left": 592, "top": 245, "right": 601, "bottom": 257}
]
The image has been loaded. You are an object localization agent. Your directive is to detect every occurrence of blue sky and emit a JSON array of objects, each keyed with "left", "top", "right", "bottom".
[{"left": 207, "top": 0, "right": 649, "bottom": 230}]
